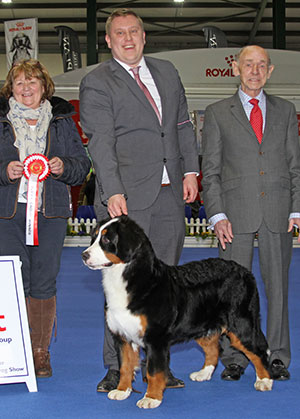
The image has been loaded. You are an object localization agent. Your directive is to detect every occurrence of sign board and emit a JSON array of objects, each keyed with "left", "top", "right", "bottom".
[{"left": 0, "top": 256, "right": 37, "bottom": 392}]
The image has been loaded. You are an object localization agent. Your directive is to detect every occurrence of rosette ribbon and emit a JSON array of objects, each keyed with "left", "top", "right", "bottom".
[{"left": 23, "top": 154, "right": 50, "bottom": 246}]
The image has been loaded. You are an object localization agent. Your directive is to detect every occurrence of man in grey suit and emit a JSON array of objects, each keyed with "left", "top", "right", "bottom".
[
  {"left": 202, "top": 45, "right": 300, "bottom": 382},
  {"left": 80, "top": 9, "right": 199, "bottom": 392}
]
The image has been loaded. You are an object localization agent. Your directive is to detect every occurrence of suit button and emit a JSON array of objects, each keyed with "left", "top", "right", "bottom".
[
  {"left": 163, "top": 158, "right": 167, "bottom": 163},
  {"left": 260, "top": 171, "right": 265, "bottom": 175},
  {"left": 161, "top": 132, "right": 165, "bottom": 138}
]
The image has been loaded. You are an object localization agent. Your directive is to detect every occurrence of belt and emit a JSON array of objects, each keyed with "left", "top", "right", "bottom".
[{"left": 161, "top": 183, "right": 171, "bottom": 187}]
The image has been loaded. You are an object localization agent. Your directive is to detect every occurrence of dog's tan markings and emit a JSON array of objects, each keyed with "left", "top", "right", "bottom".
[
  {"left": 102, "top": 228, "right": 107, "bottom": 236},
  {"left": 118, "top": 341, "right": 140, "bottom": 392},
  {"left": 103, "top": 251, "right": 124, "bottom": 264},
  {"left": 138, "top": 315, "right": 148, "bottom": 338},
  {"left": 196, "top": 333, "right": 220, "bottom": 368},
  {"left": 227, "top": 332, "right": 270, "bottom": 380},
  {"left": 145, "top": 371, "right": 166, "bottom": 402}
]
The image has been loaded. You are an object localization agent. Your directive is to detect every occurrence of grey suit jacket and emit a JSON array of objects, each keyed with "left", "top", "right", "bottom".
[
  {"left": 79, "top": 56, "right": 198, "bottom": 213},
  {"left": 202, "top": 91, "right": 300, "bottom": 234}
]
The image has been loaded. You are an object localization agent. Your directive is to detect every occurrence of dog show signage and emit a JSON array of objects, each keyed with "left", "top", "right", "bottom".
[
  {"left": 23, "top": 153, "right": 50, "bottom": 246},
  {"left": 0, "top": 256, "right": 37, "bottom": 392},
  {"left": 4, "top": 18, "right": 38, "bottom": 69}
]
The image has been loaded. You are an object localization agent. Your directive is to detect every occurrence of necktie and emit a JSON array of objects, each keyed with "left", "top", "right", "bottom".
[
  {"left": 249, "top": 98, "right": 263, "bottom": 143},
  {"left": 130, "top": 66, "right": 162, "bottom": 124}
]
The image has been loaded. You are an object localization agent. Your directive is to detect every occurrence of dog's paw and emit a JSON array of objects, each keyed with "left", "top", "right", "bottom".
[
  {"left": 190, "top": 365, "right": 215, "bottom": 382},
  {"left": 254, "top": 377, "right": 273, "bottom": 391},
  {"left": 136, "top": 396, "right": 162, "bottom": 409},
  {"left": 108, "top": 388, "right": 132, "bottom": 400}
]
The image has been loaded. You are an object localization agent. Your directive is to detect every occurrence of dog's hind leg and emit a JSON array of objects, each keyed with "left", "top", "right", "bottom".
[
  {"left": 227, "top": 332, "right": 273, "bottom": 391},
  {"left": 108, "top": 341, "right": 139, "bottom": 401},
  {"left": 190, "top": 333, "right": 220, "bottom": 382}
]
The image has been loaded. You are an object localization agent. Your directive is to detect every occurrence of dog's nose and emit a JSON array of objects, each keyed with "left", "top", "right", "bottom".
[{"left": 82, "top": 251, "right": 89, "bottom": 262}]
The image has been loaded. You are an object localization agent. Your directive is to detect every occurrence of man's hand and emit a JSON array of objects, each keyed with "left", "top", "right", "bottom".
[
  {"left": 107, "top": 194, "right": 128, "bottom": 218},
  {"left": 183, "top": 174, "right": 198, "bottom": 203},
  {"left": 288, "top": 218, "right": 300, "bottom": 243},
  {"left": 214, "top": 219, "right": 234, "bottom": 250}
]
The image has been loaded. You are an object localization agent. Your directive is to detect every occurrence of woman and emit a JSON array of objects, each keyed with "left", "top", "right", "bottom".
[{"left": 0, "top": 59, "right": 91, "bottom": 377}]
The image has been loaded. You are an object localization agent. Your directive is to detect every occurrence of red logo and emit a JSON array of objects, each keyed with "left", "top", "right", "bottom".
[
  {"left": 16, "top": 22, "right": 25, "bottom": 27},
  {"left": 206, "top": 54, "right": 236, "bottom": 78},
  {"left": 0, "top": 315, "right": 6, "bottom": 332}
]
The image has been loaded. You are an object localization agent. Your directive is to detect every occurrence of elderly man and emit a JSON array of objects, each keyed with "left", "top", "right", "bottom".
[{"left": 202, "top": 45, "right": 300, "bottom": 382}]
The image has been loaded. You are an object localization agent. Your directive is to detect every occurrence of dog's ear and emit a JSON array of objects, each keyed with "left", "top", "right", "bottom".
[
  {"left": 25, "top": 35, "right": 32, "bottom": 49},
  {"left": 10, "top": 39, "right": 17, "bottom": 52}
]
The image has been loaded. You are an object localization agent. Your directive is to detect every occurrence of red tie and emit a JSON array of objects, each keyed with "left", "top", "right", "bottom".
[
  {"left": 249, "top": 98, "right": 263, "bottom": 143},
  {"left": 130, "top": 66, "right": 162, "bottom": 124}
]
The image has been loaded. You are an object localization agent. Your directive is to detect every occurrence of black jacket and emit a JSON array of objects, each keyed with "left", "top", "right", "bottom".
[{"left": 0, "top": 95, "right": 91, "bottom": 218}]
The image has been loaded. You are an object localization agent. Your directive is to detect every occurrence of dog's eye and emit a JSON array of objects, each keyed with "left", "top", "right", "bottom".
[{"left": 101, "top": 235, "right": 110, "bottom": 245}]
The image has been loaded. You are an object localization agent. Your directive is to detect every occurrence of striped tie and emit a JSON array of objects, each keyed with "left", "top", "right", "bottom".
[{"left": 130, "top": 66, "right": 162, "bottom": 124}]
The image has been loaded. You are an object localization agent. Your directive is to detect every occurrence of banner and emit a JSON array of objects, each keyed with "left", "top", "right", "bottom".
[
  {"left": 55, "top": 26, "right": 82, "bottom": 72},
  {"left": 202, "top": 26, "right": 228, "bottom": 48},
  {"left": 4, "top": 18, "right": 38, "bottom": 69},
  {"left": 0, "top": 256, "right": 37, "bottom": 392}
]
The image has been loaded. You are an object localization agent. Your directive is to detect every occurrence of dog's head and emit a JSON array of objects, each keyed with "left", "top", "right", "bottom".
[
  {"left": 82, "top": 215, "right": 150, "bottom": 270},
  {"left": 10, "top": 32, "right": 32, "bottom": 52}
]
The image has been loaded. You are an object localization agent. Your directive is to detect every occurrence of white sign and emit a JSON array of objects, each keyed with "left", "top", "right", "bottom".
[
  {"left": 0, "top": 256, "right": 37, "bottom": 392},
  {"left": 4, "top": 18, "right": 38, "bottom": 69}
]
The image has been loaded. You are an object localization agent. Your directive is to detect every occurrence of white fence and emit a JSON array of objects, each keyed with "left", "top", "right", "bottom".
[
  {"left": 65, "top": 217, "right": 300, "bottom": 248},
  {"left": 67, "top": 217, "right": 212, "bottom": 236}
]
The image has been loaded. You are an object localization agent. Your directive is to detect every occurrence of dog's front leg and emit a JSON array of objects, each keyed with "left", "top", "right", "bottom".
[
  {"left": 136, "top": 347, "right": 167, "bottom": 409},
  {"left": 108, "top": 341, "right": 139, "bottom": 401}
]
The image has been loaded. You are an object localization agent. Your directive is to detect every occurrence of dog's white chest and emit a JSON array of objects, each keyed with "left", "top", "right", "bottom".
[{"left": 102, "top": 265, "right": 144, "bottom": 347}]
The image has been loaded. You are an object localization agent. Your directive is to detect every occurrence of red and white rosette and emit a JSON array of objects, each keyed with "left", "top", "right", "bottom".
[{"left": 23, "top": 154, "right": 50, "bottom": 246}]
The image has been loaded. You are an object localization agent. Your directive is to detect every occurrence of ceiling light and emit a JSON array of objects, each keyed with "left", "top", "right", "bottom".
[
  {"left": 2, "top": 0, "right": 13, "bottom": 4},
  {"left": 174, "top": 0, "right": 184, "bottom": 3}
]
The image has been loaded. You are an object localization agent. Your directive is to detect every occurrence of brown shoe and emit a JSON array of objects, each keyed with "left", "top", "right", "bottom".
[{"left": 33, "top": 348, "right": 52, "bottom": 378}]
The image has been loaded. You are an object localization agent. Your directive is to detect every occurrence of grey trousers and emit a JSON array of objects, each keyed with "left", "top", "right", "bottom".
[
  {"left": 219, "top": 220, "right": 292, "bottom": 368},
  {"left": 102, "top": 186, "right": 185, "bottom": 370}
]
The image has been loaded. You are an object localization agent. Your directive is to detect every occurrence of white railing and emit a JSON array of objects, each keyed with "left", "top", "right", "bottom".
[
  {"left": 67, "top": 217, "right": 97, "bottom": 234},
  {"left": 67, "top": 217, "right": 212, "bottom": 236},
  {"left": 67, "top": 216, "right": 300, "bottom": 237}
]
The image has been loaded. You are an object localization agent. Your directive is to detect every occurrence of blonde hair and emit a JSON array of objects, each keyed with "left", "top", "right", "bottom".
[
  {"left": 1, "top": 59, "right": 55, "bottom": 101},
  {"left": 105, "top": 8, "right": 144, "bottom": 35}
]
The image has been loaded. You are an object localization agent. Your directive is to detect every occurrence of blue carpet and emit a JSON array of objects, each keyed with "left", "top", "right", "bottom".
[{"left": 1, "top": 247, "right": 300, "bottom": 418}]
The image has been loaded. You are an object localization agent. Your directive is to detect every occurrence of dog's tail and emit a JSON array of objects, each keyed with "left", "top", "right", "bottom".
[{"left": 244, "top": 270, "right": 270, "bottom": 369}]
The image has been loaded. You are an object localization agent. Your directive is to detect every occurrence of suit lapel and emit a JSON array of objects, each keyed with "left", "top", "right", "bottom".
[
  {"left": 109, "top": 58, "right": 161, "bottom": 123},
  {"left": 263, "top": 94, "right": 279, "bottom": 140},
  {"left": 230, "top": 92, "right": 255, "bottom": 137}
]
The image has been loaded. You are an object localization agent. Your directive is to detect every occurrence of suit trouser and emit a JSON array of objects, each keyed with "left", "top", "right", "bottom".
[
  {"left": 102, "top": 185, "right": 185, "bottom": 369},
  {"left": 219, "top": 220, "right": 292, "bottom": 368}
]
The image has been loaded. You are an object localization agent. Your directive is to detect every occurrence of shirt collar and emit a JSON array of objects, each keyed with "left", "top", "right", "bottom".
[
  {"left": 113, "top": 56, "right": 146, "bottom": 74},
  {"left": 238, "top": 86, "right": 265, "bottom": 107}
]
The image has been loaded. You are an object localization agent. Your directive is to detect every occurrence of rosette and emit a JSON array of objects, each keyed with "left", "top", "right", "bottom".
[
  {"left": 23, "top": 154, "right": 50, "bottom": 246},
  {"left": 23, "top": 154, "right": 50, "bottom": 182}
]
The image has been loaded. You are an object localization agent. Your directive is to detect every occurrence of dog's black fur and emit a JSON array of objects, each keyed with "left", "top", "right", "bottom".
[
  {"left": 82, "top": 215, "right": 272, "bottom": 409},
  {"left": 10, "top": 32, "right": 32, "bottom": 65}
]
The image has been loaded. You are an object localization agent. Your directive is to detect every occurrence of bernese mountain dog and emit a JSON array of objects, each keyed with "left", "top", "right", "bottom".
[{"left": 82, "top": 215, "right": 272, "bottom": 409}]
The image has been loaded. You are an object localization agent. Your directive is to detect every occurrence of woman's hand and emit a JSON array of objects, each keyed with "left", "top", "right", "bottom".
[
  {"left": 7, "top": 161, "right": 24, "bottom": 180},
  {"left": 49, "top": 157, "right": 64, "bottom": 176}
]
